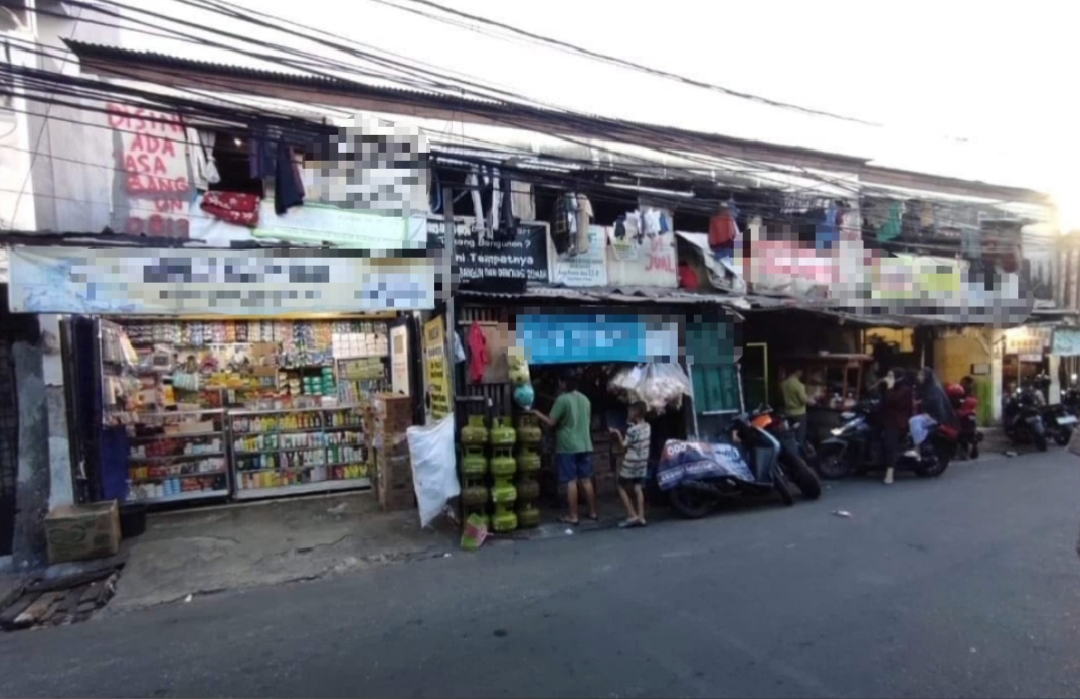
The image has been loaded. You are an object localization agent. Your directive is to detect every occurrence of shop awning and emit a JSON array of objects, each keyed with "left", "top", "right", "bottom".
[{"left": 455, "top": 285, "right": 746, "bottom": 317}]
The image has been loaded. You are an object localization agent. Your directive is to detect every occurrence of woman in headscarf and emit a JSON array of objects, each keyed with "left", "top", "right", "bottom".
[
  {"left": 906, "top": 367, "right": 957, "bottom": 459},
  {"left": 880, "top": 369, "right": 913, "bottom": 484}
]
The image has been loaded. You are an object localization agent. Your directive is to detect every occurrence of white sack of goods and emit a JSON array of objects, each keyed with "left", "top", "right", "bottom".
[
  {"left": 608, "top": 363, "right": 692, "bottom": 414},
  {"left": 407, "top": 414, "right": 460, "bottom": 529}
]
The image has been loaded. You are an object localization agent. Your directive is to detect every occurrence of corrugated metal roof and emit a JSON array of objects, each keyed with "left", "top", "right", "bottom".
[
  {"left": 455, "top": 285, "right": 745, "bottom": 313},
  {"left": 63, "top": 40, "right": 870, "bottom": 171}
]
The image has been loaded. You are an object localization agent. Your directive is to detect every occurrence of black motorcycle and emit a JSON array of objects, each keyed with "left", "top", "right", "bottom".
[
  {"left": 1040, "top": 403, "right": 1076, "bottom": 446},
  {"left": 816, "top": 398, "right": 955, "bottom": 479},
  {"left": 657, "top": 409, "right": 820, "bottom": 519},
  {"left": 755, "top": 407, "right": 822, "bottom": 500},
  {"left": 1003, "top": 388, "right": 1049, "bottom": 452}
]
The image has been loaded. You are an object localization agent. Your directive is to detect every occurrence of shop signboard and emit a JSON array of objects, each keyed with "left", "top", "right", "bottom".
[
  {"left": 551, "top": 225, "right": 607, "bottom": 287},
  {"left": 7, "top": 247, "right": 435, "bottom": 315},
  {"left": 605, "top": 228, "right": 678, "bottom": 288},
  {"left": 1005, "top": 326, "right": 1052, "bottom": 355},
  {"left": 422, "top": 315, "right": 450, "bottom": 422},
  {"left": 390, "top": 324, "right": 411, "bottom": 396},
  {"left": 1052, "top": 328, "right": 1080, "bottom": 357},
  {"left": 426, "top": 217, "right": 550, "bottom": 285},
  {"left": 516, "top": 314, "right": 678, "bottom": 365}
]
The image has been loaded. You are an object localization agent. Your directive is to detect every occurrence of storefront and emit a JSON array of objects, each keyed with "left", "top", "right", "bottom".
[
  {"left": 7, "top": 245, "right": 436, "bottom": 509},
  {"left": 450, "top": 288, "right": 738, "bottom": 530}
]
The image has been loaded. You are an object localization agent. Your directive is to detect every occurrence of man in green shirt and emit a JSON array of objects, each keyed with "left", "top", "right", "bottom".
[
  {"left": 534, "top": 371, "right": 597, "bottom": 525},
  {"left": 781, "top": 368, "right": 811, "bottom": 446}
]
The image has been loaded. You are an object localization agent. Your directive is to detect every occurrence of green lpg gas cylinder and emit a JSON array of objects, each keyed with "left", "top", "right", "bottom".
[
  {"left": 462, "top": 485, "right": 489, "bottom": 507},
  {"left": 489, "top": 417, "right": 517, "bottom": 446},
  {"left": 461, "top": 415, "right": 489, "bottom": 445},
  {"left": 515, "top": 414, "right": 542, "bottom": 444},
  {"left": 490, "top": 480, "right": 518, "bottom": 504},
  {"left": 516, "top": 503, "right": 541, "bottom": 529},
  {"left": 461, "top": 445, "right": 488, "bottom": 477},
  {"left": 514, "top": 478, "right": 540, "bottom": 502},
  {"left": 490, "top": 448, "right": 517, "bottom": 477},
  {"left": 491, "top": 508, "right": 518, "bottom": 532},
  {"left": 516, "top": 445, "right": 541, "bottom": 474}
]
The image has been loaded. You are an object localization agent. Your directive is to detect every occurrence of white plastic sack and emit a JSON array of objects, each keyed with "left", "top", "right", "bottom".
[{"left": 407, "top": 414, "right": 460, "bottom": 528}]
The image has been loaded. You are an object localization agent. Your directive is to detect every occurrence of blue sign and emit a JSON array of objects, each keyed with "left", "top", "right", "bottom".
[{"left": 517, "top": 314, "right": 657, "bottom": 365}]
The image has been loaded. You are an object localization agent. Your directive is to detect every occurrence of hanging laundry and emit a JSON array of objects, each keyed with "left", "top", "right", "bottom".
[
  {"left": 552, "top": 194, "right": 573, "bottom": 255},
  {"left": 659, "top": 211, "right": 671, "bottom": 233},
  {"left": 200, "top": 191, "right": 260, "bottom": 227},
  {"left": 248, "top": 123, "right": 306, "bottom": 215},
  {"left": 453, "top": 330, "right": 467, "bottom": 364},
  {"left": 574, "top": 194, "right": 593, "bottom": 255},
  {"left": 275, "top": 142, "right": 305, "bottom": 215},
  {"left": 490, "top": 167, "right": 503, "bottom": 235},
  {"left": 877, "top": 202, "right": 903, "bottom": 241},
  {"left": 467, "top": 322, "right": 490, "bottom": 384},
  {"left": 510, "top": 180, "right": 535, "bottom": 222},
  {"left": 960, "top": 228, "right": 982, "bottom": 259},
  {"left": 643, "top": 208, "right": 662, "bottom": 237},
  {"left": 186, "top": 127, "right": 220, "bottom": 191},
  {"left": 678, "top": 262, "right": 700, "bottom": 290},
  {"left": 625, "top": 212, "right": 643, "bottom": 244},
  {"left": 499, "top": 176, "right": 517, "bottom": 233},
  {"left": 709, "top": 207, "right": 739, "bottom": 248},
  {"left": 815, "top": 204, "right": 839, "bottom": 251}
]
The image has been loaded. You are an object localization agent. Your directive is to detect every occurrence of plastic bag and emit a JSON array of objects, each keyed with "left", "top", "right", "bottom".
[
  {"left": 608, "top": 365, "right": 646, "bottom": 397},
  {"left": 508, "top": 346, "right": 531, "bottom": 385},
  {"left": 461, "top": 512, "right": 489, "bottom": 551},
  {"left": 406, "top": 414, "right": 460, "bottom": 528},
  {"left": 609, "top": 363, "right": 691, "bottom": 413}
]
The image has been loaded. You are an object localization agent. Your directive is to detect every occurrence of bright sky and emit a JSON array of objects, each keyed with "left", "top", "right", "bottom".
[{"left": 108, "top": 0, "right": 1077, "bottom": 221}]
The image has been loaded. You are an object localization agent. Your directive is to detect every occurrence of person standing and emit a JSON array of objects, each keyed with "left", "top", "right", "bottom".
[
  {"left": 533, "top": 371, "right": 597, "bottom": 525},
  {"left": 609, "top": 401, "right": 650, "bottom": 528},
  {"left": 880, "top": 370, "right": 913, "bottom": 485},
  {"left": 781, "top": 368, "right": 810, "bottom": 446}
]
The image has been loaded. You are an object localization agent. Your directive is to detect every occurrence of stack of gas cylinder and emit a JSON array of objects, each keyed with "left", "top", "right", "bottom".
[
  {"left": 489, "top": 417, "right": 518, "bottom": 532},
  {"left": 515, "top": 414, "right": 541, "bottom": 528},
  {"left": 460, "top": 415, "right": 490, "bottom": 528}
]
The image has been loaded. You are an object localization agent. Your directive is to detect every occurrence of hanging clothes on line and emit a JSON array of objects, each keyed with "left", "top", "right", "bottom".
[
  {"left": 248, "top": 122, "right": 307, "bottom": 215},
  {"left": 573, "top": 193, "right": 593, "bottom": 255}
]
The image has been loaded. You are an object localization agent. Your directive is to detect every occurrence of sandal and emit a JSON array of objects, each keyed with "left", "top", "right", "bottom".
[
  {"left": 618, "top": 518, "right": 639, "bottom": 529},
  {"left": 559, "top": 516, "right": 579, "bottom": 525},
  {"left": 586, "top": 514, "right": 600, "bottom": 521}
]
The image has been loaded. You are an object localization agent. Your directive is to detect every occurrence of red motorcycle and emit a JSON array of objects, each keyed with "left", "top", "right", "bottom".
[{"left": 947, "top": 383, "right": 982, "bottom": 459}]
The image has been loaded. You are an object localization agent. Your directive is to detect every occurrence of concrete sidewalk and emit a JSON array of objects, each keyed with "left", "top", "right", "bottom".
[{"left": 107, "top": 492, "right": 456, "bottom": 613}]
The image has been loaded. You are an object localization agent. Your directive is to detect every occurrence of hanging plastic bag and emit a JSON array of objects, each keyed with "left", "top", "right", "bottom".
[
  {"left": 407, "top": 414, "right": 460, "bottom": 528},
  {"left": 461, "top": 512, "right": 489, "bottom": 551},
  {"left": 635, "top": 363, "right": 693, "bottom": 413},
  {"left": 608, "top": 364, "right": 646, "bottom": 397},
  {"left": 507, "top": 345, "right": 531, "bottom": 386}
]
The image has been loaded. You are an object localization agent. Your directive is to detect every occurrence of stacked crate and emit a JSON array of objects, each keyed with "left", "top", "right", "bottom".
[{"left": 373, "top": 394, "right": 415, "bottom": 512}]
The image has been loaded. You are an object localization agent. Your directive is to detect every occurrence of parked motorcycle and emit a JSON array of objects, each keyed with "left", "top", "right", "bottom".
[
  {"left": 751, "top": 407, "right": 822, "bottom": 500},
  {"left": 816, "top": 398, "right": 955, "bottom": 479},
  {"left": 947, "top": 383, "right": 982, "bottom": 460},
  {"left": 1003, "top": 387, "right": 1049, "bottom": 452},
  {"left": 1040, "top": 403, "right": 1076, "bottom": 446},
  {"left": 657, "top": 408, "right": 821, "bottom": 519}
]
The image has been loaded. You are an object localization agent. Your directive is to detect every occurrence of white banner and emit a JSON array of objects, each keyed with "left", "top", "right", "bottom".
[{"left": 8, "top": 246, "right": 435, "bottom": 315}]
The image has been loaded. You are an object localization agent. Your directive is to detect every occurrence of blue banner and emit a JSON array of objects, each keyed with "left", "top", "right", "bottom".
[
  {"left": 517, "top": 314, "right": 669, "bottom": 365},
  {"left": 656, "top": 439, "right": 753, "bottom": 491}
]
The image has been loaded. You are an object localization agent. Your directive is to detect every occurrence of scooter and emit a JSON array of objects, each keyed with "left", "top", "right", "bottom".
[
  {"left": 1003, "top": 388, "right": 1049, "bottom": 452},
  {"left": 816, "top": 398, "right": 955, "bottom": 479},
  {"left": 751, "top": 407, "right": 822, "bottom": 500},
  {"left": 1040, "top": 403, "right": 1076, "bottom": 446},
  {"left": 657, "top": 409, "right": 815, "bottom": 519}
]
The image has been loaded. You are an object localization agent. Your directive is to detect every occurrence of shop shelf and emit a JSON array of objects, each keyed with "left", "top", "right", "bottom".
[
  {"left": 128, "top": 452, "right": 227, "bottom": 463},
  {"left": 233, "top": 478, "right": 371, "bottom": 500},
  {"left": 125, "top": 489, "right": 230, "bottom": 505},
  {"left": 129, "top": 470, "right": 228, "bottom": 481}
]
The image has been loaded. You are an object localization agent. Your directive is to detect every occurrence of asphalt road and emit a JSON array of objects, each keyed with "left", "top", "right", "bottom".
[{"left": 2, "top": 451, "right": 1080, "bottom": 699}]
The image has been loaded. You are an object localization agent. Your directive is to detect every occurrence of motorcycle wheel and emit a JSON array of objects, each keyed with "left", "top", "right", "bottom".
[
  {"left": 668, "top": 486, "right": 712, "bottom": 519},
  {"left": 782, "top": 453, "right": 822, "bottom": 500},
  {"left": 815, "top": 449, "right": 853, "bottom": 480},
  {"left": 774, "top": 473, "right": 795, "bottom": 507},
  {"left": 1054, "top": 428, "right": 1072, "bottom": 447},
  {"left": 914, "top": 441, "right": 951, "bottom": 478}
]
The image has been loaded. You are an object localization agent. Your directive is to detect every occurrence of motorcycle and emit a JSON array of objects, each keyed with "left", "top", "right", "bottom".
[
  {"left": 1040, "top": 403, "right": 1076, "bottom": 446},
  {"left": 1003, "top": 388, "right": 1049, "bottom": 452},
  {"left": 816, "top": 398, "right": 955, "bottom": 479},
  {"left": 751, "top": 407, "right": 822, "bottom": 500},
  {"left": 947, "top": 384, "right": 982, "bottom": 460},
  {"left": 657, "top": 408, "right": 820, "bottom": 519}
]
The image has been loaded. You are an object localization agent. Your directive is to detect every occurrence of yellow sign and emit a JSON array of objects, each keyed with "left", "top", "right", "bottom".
[
  {"left": 423, "top": 316, "right": 450, "bottom": 421},
  {"left": 871, "top": 256, "right": 962, "bottom": 301}
]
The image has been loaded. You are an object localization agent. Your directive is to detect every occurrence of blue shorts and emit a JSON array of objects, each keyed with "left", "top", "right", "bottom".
[{"left": 557, "top": 453, "right": 594, "bottom": 484}]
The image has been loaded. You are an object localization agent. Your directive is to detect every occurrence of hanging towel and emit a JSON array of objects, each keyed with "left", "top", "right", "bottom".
[
  {"left": 510, "top": 180, "right": 535, "bottom": 222},
  {"left": 187, "top": 127, "right": 220, "bottom": 191},
  {"left": 709, "top": 208, "right": 738, "bottom": 248},
  {"left": 467, "top": 322, "right": 490, "bottom": 384},
  {"left": 200, "top": 191, "right": 260, "bottom": 227},
  {"left": 574, "top": 194, "right": 593, "bottom": 255}
]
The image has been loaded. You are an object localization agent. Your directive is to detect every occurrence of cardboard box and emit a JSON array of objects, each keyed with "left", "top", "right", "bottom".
[{"left": 44, "top": 501, "right": 121, "bottom": 565}]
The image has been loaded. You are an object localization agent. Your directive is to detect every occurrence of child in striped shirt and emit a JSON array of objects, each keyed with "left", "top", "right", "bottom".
[{"left": 610, "top": 401, "right": 651, "bottom": 528}]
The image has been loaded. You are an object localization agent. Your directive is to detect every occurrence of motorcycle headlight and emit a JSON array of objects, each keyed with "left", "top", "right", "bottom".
[{"left": 830, "top": 427, "right": 845, "bottom": 436}]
